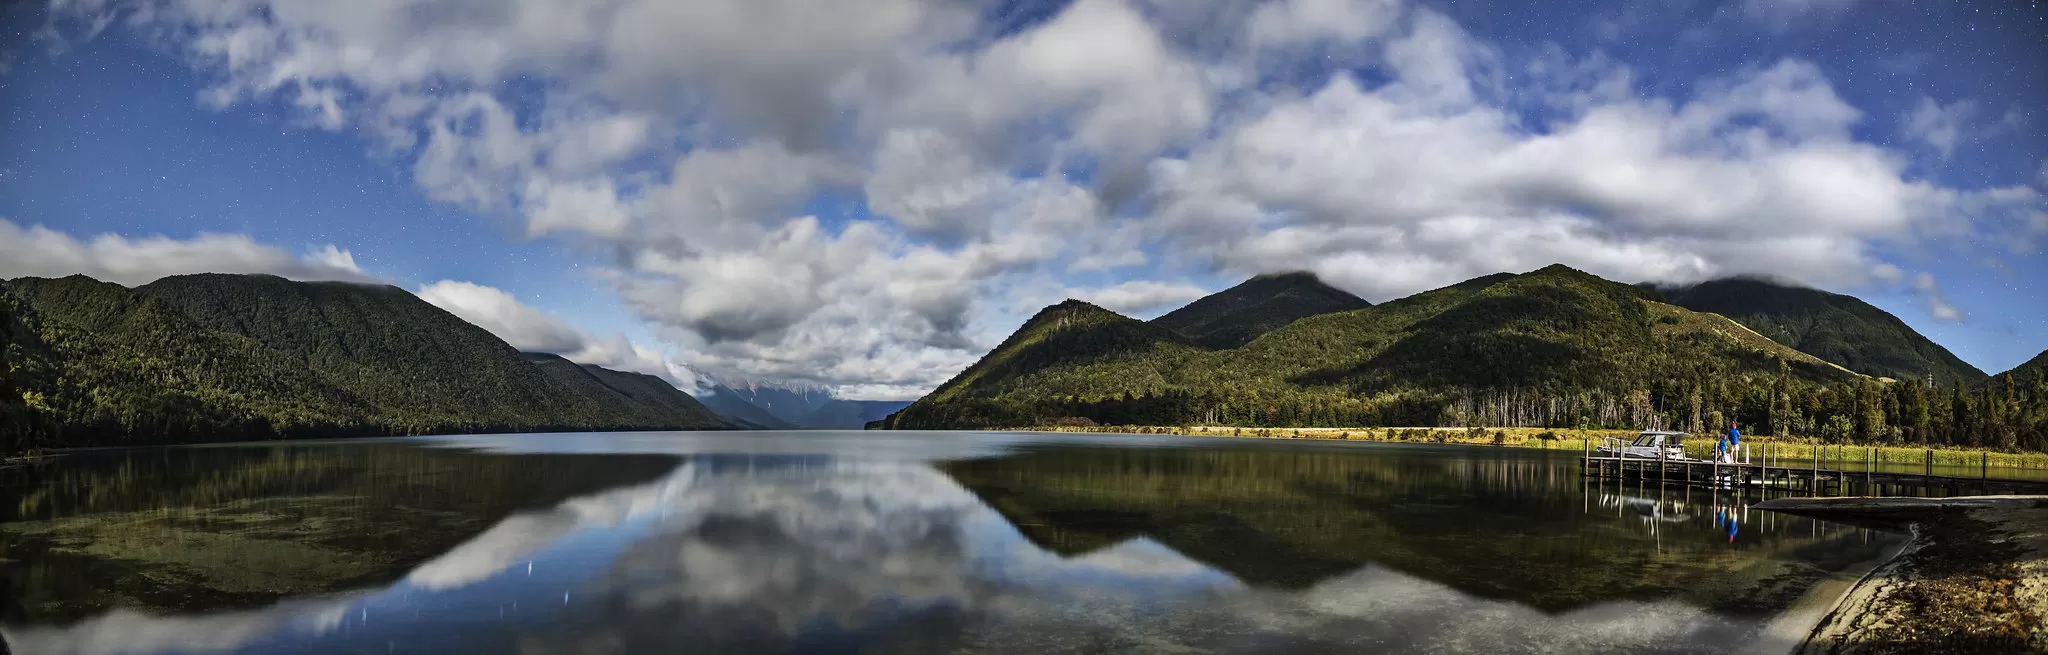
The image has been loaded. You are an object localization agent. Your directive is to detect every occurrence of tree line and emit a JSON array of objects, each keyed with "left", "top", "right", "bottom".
[{"left": 886, "top": 359, "right": 2048, "bottom": 452}]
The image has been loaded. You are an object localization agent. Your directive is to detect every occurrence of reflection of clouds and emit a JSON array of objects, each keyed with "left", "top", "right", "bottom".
[
  {"left": 1068, "top": 538, "right": 1221, "bottom": 580},
  {"left": 516, "top": 459, "right": 1802, "bottom": 654},
  {"left": 0, "top": 594, "right": 363, "bottom": 655},
  {"left": 404, "top": 464, "right": 700, "bottom": 591},
  {"left": 10, "top": 453, "right": 1815, "bottom": 655},
  {"left": 1230, "top": 565, "right": 1758, "bottom": 653},
  {"left": 417, "top": 431, "right": 1026, "bottom": 462}
]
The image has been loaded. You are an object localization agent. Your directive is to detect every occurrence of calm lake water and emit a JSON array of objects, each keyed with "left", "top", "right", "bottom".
[{"left": 0, "top": 431, "right": 1900, "bottom": 654}]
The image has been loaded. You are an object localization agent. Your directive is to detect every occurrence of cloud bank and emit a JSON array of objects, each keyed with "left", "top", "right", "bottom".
[
  {"left": 417, "top": 280, "right": 706, "bottom": 391},
  {"left": 41, "top": 0, "right": 2045, "bottom": 396},
  {"left": 0, "top": 217, "right": 375, "bottom": 286}
]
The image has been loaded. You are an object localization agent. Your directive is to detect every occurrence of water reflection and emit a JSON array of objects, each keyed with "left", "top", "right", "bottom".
[{"left": 0, "top": 434, "right": 1899, "bottom": 654}]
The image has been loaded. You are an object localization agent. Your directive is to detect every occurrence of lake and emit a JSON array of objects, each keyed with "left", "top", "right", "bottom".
[{"left": 0, "top": 431, "right": 1900, "bottom": 654}]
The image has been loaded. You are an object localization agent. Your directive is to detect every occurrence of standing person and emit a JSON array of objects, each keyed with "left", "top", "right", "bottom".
[
  {"left": 1728, "top": 421, "right": 1744, "bottom": 462},
  {"left": 1716, "top": 422, "right": 1739, "bottom": 463}
]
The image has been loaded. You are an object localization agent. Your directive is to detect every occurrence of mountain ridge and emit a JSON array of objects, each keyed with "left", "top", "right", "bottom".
[
  {"left": 1150, "top": 271, "right": 1371, "bottom": 349},
  {"left": 880, "top": 265, "right": 1867, "bottom": 432},
  {"left": 1, "top": 273, "right": 733, "bottom": 454},
  {"left": 1652, "top": 277, "right": 1986, "bottom": 386}
]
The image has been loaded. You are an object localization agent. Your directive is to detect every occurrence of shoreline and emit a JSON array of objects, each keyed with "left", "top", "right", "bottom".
[
  {"left": 1002, "top": 424, "right": 2048, "bottom": 469},
  {"left": 1753, "top": 537, "right": 1916, "bottom": 654},
  {"left": 1754, "top": 496, "right": 2048, "bottom": 652}
]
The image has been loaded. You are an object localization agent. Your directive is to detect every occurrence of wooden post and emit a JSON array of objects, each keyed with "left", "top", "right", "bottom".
[{"left": 1924, "top": 448, "right": 1932, "bottom": 494}]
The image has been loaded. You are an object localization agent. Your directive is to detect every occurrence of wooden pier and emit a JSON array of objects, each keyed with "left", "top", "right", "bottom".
[{"left": 1579, "top": 444, "right": 2048, "bottom": 497}]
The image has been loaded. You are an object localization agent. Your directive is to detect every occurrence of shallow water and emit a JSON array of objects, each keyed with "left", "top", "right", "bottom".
[{"left": 0, "top": 431, "right": 1900, "bottom": 654}]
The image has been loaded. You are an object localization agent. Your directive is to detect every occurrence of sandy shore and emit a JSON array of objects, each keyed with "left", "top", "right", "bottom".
[{"left": 1755, "top": 496, "right": 2048, "bottom": 653}]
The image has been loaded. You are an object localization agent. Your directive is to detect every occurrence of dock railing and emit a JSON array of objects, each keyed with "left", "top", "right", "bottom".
[{"left": 1581, "top": 440, "right": 2048, "bottom": 497}]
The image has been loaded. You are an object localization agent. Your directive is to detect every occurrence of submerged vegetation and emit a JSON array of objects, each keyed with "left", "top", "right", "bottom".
[
  {"left": 0, "top": 443, "right": 677, "bottom": 621},
  {"left": 880, "top": 266, "right": 2048, "bottom": 454}
]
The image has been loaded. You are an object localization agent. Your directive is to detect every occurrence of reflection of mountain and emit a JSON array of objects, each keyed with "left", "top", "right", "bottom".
[
  {"left": 5, "top": 439, "right": 1900, "bottom": 655},
  {"left": 0, "top": 443, "right": 677, "bottom": 624},
  {"left": 940, "top": 446, "right": 1888, "bottom": 613}
]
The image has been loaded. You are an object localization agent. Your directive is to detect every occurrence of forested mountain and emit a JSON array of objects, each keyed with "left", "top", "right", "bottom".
[
  {"left": 520, "top": 352, "right": 730, "bottom": 429},
  {"left": 1150, "top": 272, "right": 1371, "bottom": 348},
  {"left": 2007, "top": 351, "right": 2048, "bottom": 385},
  {"left": 904, "top": 299, "right": 1208, "bottom": 413},
  {"left": 883, "top": 265, "right": 1934, "bottom": 436},
  {"left": 0, "top": 274, "right": 733, "bottom": 456},
  {"left": 1653, "top": 277, "right": 1986, "bottom": 385}
]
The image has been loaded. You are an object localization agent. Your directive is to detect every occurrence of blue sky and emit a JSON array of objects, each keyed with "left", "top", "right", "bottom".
[{"left": 0, "top": 0, "right": 2043, "bottom": 398}]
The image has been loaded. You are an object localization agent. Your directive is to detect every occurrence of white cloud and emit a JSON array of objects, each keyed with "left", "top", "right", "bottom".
[
  {"left": 1911, "top": 272, "right": 1961, "bottom": 322},
  {"left": 417, "top": 280, "right": 705, "bottom": 391},
  {"left": 415, "top": 280, "right": 588, "bottom": 353},
  {"left": 47, "top": 0, "right": 2037, "bottom": 397},
  {"left": 1246, "top": 0, "right": 1401, "bottom": 49},
  {"left": 1901, "top": 96, "right": 1976, "bottom": 160},
  {"left": 1144, "top": 46, "right": 2025, "bottom": 300},
  {"left": 0, "top": 218, "right": 376, "bottom": 286},
  {"left": 1738, "top": 0, "right": 1864, "bottom": 24},
  {"left": 1069, "top": 280, "right": 1210, "bottom": 317}
]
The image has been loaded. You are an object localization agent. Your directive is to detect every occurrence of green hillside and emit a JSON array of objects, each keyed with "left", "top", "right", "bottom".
[
  {"left": 135, "top": 273, "right": 597, "bottom": 429},
  {"left": 1150, "top": 271, "right": 1371, "bottom": 348},
  {"left": 881, "top": 265, "right": 1871, "bottom": 434},
  {"left": 4, "top": 275, "right": 377, "bottom": 446},
  {"left": 2007, "top": 351, "right": 2048, "bottom": 385},
  {"left": 1, "top": 273, "right": 732, "bottom": 455},
  {"left": 894, "top": 299, "right": 1208, "bottom": 427},
  {"left": 1654, "top": 278, "right": 1986, "bottom": 385}
]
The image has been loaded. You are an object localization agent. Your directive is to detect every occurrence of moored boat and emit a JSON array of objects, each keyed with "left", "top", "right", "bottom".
[{"left": 1596, "top": 430, "right": 1690, "bottom": 460}]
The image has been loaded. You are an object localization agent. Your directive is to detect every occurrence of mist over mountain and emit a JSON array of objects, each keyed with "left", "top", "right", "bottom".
[{"left": 697, "top": 378, "right": 911, "bottom": 430}]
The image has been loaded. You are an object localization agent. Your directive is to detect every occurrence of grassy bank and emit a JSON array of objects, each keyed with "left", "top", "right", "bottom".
[{"left": 1008, "top": 425, "right": 2048, "bottom": 470}]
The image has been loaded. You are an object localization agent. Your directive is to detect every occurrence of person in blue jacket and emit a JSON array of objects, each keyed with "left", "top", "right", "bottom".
[{"left": 1718, "top": 422, "right": 1742, "bottom": 463}]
